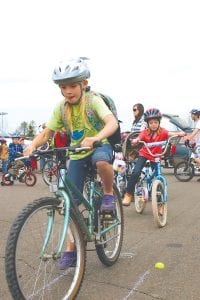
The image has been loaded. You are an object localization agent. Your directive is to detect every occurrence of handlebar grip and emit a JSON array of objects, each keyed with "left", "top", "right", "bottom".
[
  {"left": 113, "top": 144, "right": 122, "bottom": 152},
  {"left": 184, "top": 140, "right": 190, "bottom": 146},
  {"left": 93, "top": 141, "right": 103, "bottom": 148}
]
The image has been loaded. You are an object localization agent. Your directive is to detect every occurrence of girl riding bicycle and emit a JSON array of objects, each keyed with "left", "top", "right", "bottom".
[{"left": 122, "top": 108, "right": 185, "bottom": 207}]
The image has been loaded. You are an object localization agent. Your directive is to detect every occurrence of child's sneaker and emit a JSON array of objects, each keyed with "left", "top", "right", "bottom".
[
  {"left": 101, "top": 195, "right": 115, "bottom": 213},
  {"left": 57, "top": 251, "right": 77, "bottom": 270}
]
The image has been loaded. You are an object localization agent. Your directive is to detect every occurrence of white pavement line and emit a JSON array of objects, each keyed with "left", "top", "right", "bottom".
[{"left": 122, "top": 269, "right": 150, "bottom": 299}]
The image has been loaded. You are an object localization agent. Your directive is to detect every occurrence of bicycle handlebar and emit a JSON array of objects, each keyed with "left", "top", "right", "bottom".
[
  {"left": 28, "top": 141, "right": 103, "bottom": 159},
  {"left": 138, "top": 135, "right": 181, "bottom": 158}
]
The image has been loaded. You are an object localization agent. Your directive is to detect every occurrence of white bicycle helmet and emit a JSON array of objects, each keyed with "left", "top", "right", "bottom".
[{"left": 52, "top": 57, "right": 90, "bottom": 85}]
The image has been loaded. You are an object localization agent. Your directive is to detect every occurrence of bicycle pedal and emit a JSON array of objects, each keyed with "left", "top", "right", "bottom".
[
  {"left": 100, "top": 213, "right": 115, "bottom": 221},
  {"left": 100, "top": 208, "right": 116, "bottom": 215}
]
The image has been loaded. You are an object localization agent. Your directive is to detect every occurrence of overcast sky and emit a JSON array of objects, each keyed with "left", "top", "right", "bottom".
[{"left": 0, "top": 0, "right": 200, "bottom": 133}]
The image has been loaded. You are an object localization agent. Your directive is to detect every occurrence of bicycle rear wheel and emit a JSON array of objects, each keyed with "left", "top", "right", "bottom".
[
  {"left": 5, "top": 197, "right": 86, "bottom": 300},
  {"left": 174, "top": 161, "right": 194, "bottom": 182},
  {"left": 151, "top": 180, "right": 167, "bottom": 228},
  {"left": 134, "top": 181, "right": 148, "bottom": 214},
  {"left": 42, "top": 159, "right": 58, "bottom": 186},
  {"left": 95, "top": 184, "right": 124, "bottom": 266}
]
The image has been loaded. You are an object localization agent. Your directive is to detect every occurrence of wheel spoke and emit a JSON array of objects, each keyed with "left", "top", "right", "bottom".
[{"left": 5, "top": 197, "right": 86, "bottom": 299}]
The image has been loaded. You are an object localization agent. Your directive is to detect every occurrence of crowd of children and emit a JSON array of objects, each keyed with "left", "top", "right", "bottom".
[{"left": 0, "top": 129, "right": 69, "bottom": 184}]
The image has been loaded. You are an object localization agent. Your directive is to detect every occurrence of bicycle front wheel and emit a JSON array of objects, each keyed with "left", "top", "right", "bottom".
[
  {"left": 42, "top": 159, "right": 58, "bottom": 186},
  {"left": 24, "top": 172, "right": 37, "bottom": 186},
  {"left": 5, "top": 197, "right": 86, "bottom": 300},
  {"left": 95, "top": 184, "right": 124, "bottom": 266},
  {"left": 174, "top": 161, "right": 194, "bottom": 182},
  {"left": 151, "top": 180, "right": 167, "bottom": 228}
]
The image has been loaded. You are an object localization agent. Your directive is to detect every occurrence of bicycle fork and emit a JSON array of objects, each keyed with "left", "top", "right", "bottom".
[
  {"left": 40, "top": 190, "right": 71, "bottom": 260},
  {"left": 40, "top": 168, "right": 72, "bottom": 260},
  {"left": 155, "top": 163, "right": 167, "bottom": 204}
]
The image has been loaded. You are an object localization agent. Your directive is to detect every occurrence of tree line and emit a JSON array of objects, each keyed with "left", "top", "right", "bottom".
[{"left": 14, "top": 120, "right": 37, "bottom": 139}]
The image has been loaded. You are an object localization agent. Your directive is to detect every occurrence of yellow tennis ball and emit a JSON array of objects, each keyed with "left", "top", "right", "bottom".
[{"left": 155, "top": 262, "right": 165, "bottom": 269}]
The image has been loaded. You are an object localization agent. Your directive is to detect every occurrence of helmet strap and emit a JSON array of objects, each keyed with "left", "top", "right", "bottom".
[{"left": 74, "top": 82, "right": 83, "bottom": 104}]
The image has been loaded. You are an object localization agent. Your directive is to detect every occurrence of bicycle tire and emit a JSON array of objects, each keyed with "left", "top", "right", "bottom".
[
  {"left": 5, "top": 197, "right": 86, "bottom": 300},
  {"left": 1, "top": 174, "right": 14, "bottom": 186},
  {"left": 135, "top": 186, "right": 148, "bottom": 214},
  {"left": 24, "top": 172, "right": 37, "bottom": 186},
  {"left": 174, "top": 161, "right": 194, "bottom": 182},
  {"left": 151, "top": 180, "right": 167, "bottom": 228},
  {"left": 42, "top": 159, "right": 58, "bottom": 186},
  {"left": 95, "top": 184, "right": 124, "bottom": 266}
]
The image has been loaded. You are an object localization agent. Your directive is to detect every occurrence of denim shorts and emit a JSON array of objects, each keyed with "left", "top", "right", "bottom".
[
  {"left": 91, "top": 143, "right": 113, "bottom": 165},
  {"left": 67, "top": 144, "right": 113, "bottom": 196}
]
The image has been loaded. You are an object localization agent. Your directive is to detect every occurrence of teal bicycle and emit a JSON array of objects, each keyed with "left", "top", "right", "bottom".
[
  {"left": 5, "top": 144, "right": 124, "bottom": 300},
  {"left": 134, "top": 136, "right": 180, "bottom": 227}
]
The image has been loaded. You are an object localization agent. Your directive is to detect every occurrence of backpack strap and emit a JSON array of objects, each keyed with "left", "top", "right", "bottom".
[
  {"left": 60, "top": 99, "right": 70, "bottom": 134},
  {"left": 85, "top": 91, "right": 105, "bottom": 130}
]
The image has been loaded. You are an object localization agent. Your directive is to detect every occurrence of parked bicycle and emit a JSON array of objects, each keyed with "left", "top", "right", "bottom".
[
  {"left": 133, "top": 136, "right": 181, "bottom": 227},
  {"left": 41, "top": 156, "right": 58, "bottom": 185},
  {"left": 5, "top": 143, "right": 124, "bottom": 300},
  {"left": 41, "top": 152, "right": 70, "bottom": 186},
  {"left": 1, "top": 156, "right": 37, "bottom": 187},
  {"left": 174, "top": 140, "right": 200, "bottom": 182}
]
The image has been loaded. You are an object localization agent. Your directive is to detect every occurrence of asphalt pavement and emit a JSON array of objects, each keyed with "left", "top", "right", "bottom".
[{"left": 1, "top": 170, "right": 200, "bottom": 300}]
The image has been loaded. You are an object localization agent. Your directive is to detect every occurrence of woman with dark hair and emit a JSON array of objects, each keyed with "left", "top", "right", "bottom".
[
  {"left": 121, "top": 103, "right": 147, "bottom": 161},
  {"left": 131, "top": 103, "right": 147, "bottom": 132}
]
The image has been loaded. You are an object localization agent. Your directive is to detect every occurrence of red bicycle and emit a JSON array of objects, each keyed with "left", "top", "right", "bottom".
[{"left": 1, "top": 157, "right": 37, "bottom": 187}]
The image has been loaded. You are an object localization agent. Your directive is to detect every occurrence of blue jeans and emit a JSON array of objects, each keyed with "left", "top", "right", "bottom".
[
  {"left": 67, "top": 144, "right": 113, "bottom": 198},
  {"left": 126, "top": 156, "right": 156, "bottom": 195},
  {"left": 2, "top": 160, "right": 8, "bottom": 174}
]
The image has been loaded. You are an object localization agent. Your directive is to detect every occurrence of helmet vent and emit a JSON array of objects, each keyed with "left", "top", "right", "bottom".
[
  {"left": 52, "top": 57, "right": 90, "bottom": 83},
  {"left": 65, "top": 65, "right": 70, "bottom": 71}
]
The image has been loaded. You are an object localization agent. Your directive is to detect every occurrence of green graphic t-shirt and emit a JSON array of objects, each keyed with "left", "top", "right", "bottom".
[{"left": 46, "top": 93, "right": 112, "bottom": 159}]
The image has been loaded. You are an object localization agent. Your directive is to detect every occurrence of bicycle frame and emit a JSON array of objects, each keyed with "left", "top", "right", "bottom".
[
  {"left": 137, "top": 138, "right": 179, "bottom": 204},
  {"left": 143, "top": 159, "right": 167, "bottom": 203},
  {"left": 185, "top": 143, "right": 197, "bottom": 165},
  {"left": 40, "top": 149, "right": 121, "bottom": 258}
]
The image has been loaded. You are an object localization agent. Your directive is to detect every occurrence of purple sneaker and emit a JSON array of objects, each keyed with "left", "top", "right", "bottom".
[
  {"left": 101, "top": 194, "right": 116, "bottom": 213},
  {"left": 57, "top": 251, "right": 77, "bottom": 270}
]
